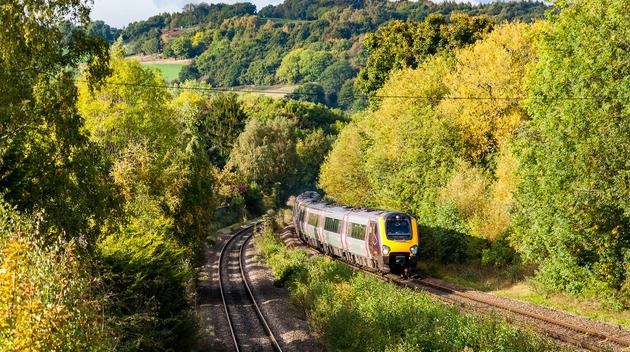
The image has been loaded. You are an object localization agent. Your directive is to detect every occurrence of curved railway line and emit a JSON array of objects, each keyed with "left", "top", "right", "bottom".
[
  {"left": 279, "top": 225, "right": 630, "bottom": 352},
  {"left": 218, "top": 223, "right": 284, "bottom": 352}
]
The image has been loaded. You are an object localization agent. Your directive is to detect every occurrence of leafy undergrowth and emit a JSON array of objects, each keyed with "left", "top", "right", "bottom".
[
  {"left": 419, "top": 259, "right": 630, "bottom": 330},
  {"left": 255, "top": 226, "right": 560, "bottom": 352}
]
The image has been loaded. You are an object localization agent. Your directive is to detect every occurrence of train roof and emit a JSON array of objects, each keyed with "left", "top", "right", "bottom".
[{"left": 296, "top": 192, "right": 407, "bottom": 219}]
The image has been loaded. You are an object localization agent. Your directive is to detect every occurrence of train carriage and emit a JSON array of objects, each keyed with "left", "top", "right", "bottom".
[{"left": 293, "top": 192, "right": 418, "bottom": 274}]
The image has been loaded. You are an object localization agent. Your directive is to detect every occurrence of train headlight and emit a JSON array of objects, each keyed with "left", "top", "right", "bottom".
[
  {"left": 410, "top": 245, "right": 418, "bottom": 255},
  {"left": 382, "top": 245, "right": 391, "bottom": 255}
]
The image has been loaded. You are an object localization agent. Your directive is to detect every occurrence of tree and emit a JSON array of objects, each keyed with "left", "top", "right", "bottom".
[
  {"left": 276, "top": 48, "right": 336, "bottom": 84},
  {"left": 511, "top": 0, "right": 630, "bottom": 297},
  {"left": 276, "top": 48, "right": 304, "bottom": 83},
  {"left": 198, "top": 94, "right": 249, "bottom": 167},
  {"left": 356, "top": 13, "right": 493, "bottom": 96},
  {"left": 290, "top": 83, "right": 326, "bottom": 105},
  {"left": 319, "top": 122, "right": 374, "bottom": 206},
  {"left": 320, "top": 60, "right": 356, "bottom": 94},
  {"left": 439, "top": 22, "right": 535, "bottom": 165},
  {"left": 179, "top": 63, "right": 201, "bottom": 81},
  {"left": 0, "top": 0, "right": 115, "bottom": 241},
  {"left": 88, "top": 20, "right": 120, "bottom": 43},
  {"left": 227, "top": 117, "right": 299, "bottom": 199}
]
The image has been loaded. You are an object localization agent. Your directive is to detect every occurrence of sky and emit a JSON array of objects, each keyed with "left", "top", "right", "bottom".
[
  {"left": 91, "top": 0, "right": 283, "bottom": 27},
  {"left": 91, "top": 0, "right": 497, "bottom": 28}
]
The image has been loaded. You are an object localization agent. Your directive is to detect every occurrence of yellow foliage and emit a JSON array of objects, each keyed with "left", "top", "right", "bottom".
[
  {"left": 318, "top": 121, "right": 373, "bottom": 206},
  {"left": 442, "top": 159, "right": 491, "bottom": 221},
  {"left": 439, "top": 22, "right": 535, "bottom": 162},
  {"left": 0, "top": 234, "right": 111, "bottom": 351},
  {"left": 441, "top": 144, "right": 518, "bottom": 240}
]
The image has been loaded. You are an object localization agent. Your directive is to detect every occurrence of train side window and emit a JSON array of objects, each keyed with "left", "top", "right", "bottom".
[
  {"left": 350, "top": 223, "right": 366, "bottom": 240},
  {"left": 308, "top": 213, "right": 318, "bottom": 226},
  {"left": 325, "top": 217, "right": 341, "bottom": 233}
]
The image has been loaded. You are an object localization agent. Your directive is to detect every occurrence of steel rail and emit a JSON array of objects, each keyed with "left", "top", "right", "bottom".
[
  {"left": 218, "top": 224, "right": 253, "bottom": 352},
  {"left": 239, "top": 231, "right": 284, "bottom": 352},
  {"left": 218, "top": 222, "right": 283, "bottom": 352}
]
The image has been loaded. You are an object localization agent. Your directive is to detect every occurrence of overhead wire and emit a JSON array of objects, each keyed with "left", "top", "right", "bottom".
[{"left": 74, "top": 79, "right": 626, "bottom": 102}]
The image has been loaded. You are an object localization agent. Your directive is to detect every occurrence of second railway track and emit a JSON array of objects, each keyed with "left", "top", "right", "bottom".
[{"left": 219, "top": 223, "right": 284, "bottom": 352}]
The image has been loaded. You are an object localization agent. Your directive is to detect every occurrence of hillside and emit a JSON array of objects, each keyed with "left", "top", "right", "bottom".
[{"left": 109, "top": 0, "right": 548, "bottom": 109}]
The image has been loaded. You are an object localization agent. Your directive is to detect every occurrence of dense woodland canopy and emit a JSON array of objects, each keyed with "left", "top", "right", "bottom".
[
  {"left": 0, "top": 0, "right": 628, "bottom": 350},
  {"left": 101, "top": 0, "right": 550, "bottom": 109}
]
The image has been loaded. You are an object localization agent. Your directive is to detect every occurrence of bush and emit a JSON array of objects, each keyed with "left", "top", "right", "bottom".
[
  {"left": 0, "top": 202, "right": 113, "bottom": 352},
  {"left": 482, "top": 233, "right": 519, "bottom": 267},
  {"left": 98, "top": 221, "right": 196, "bottom": 351}
]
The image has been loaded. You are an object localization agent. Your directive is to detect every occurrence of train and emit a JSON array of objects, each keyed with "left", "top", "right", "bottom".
[{"left": 292, "top": 191, "right": 418, "bottom": 274}]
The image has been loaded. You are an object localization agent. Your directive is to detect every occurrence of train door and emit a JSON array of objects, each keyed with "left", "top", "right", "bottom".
[{"left": 368, "top": 221, "right": 383, "bottom": 269}]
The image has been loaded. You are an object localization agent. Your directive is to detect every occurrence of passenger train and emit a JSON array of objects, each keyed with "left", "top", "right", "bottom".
[{"left": 292, "top": 192, "right": 418, "bottom": 274}]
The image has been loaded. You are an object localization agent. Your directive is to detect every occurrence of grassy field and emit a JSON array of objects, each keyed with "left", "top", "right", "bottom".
[
  {"left": 255, "top": 222, "right": 558, "bottom": 352},
  {"left": 142, "top": 63, "right": 185, "bottom": 82}
]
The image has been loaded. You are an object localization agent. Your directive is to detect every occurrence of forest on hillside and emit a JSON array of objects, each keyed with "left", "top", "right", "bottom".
[
  {"left": 89, "top": 0, "right": 549, "bottom": 109},
  {"left": 1, "top": 0, "right": 628, "bottom": 351}
]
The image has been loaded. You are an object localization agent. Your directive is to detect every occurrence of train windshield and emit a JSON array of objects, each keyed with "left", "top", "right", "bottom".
[{"left": 385, "top": 215, "right": 412, "bottom": 240}]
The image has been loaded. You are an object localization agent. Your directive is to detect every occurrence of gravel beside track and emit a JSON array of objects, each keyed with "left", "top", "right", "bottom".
[
  {"left": 244, "top": 234, "right": 323, "bottom": 351},
  {"left": 279, "top": 225, "right": 630, "bottom": 352}
]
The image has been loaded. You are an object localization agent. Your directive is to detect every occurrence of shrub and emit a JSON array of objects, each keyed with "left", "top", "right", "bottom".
[
  {"left": 98, "top": 221, "right": 196, "bottom": 351},
  {"left": 482, "top": 233, "right": 519, "bottom": 267},
  {"left": 0, "top": 202, "right": 113, "bottom": 351}
]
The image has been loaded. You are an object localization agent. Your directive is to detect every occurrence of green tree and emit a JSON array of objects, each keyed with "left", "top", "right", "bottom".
[
  {"left": 0, "top": 0, "right": 115, "bottom": 241},
  {"left": 276, "top": 48, "right": 304, "bottom": 83},
  {"left": 179, "top": 63, "right": 201, "bottom": 81},
  {"left": 320, "top": 60, "right": 356, "bottom": 94},
  {"left": 511, "top": 0, "right": 630, "bottom": 298},
  {"left": 291, "top": 83, "right": 326, "bottom": 105},
  {"left": 198, "top": 93, "right": 249, "bottom": 167},
  {"left": 228, "top": 117, "right": 299, "bottom": 200}
]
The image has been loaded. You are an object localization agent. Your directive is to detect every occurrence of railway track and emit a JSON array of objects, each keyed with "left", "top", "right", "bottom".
[
  {"left": 279, "top": 225, "right": 630, "bottom": 352},
  {"left": 219, "top": 223, "right": 284, "bottom": 352}
]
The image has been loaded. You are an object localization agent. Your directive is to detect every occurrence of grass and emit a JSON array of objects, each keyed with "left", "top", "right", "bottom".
[
  {"left": 142, "top": 63, "right": 185, "bottom": 82},
  {"left": 255, "top": 223, "right": 561, "bottom": 352},
  {"left": 418, "top": 259, "right": 630, "bottom": 330}
]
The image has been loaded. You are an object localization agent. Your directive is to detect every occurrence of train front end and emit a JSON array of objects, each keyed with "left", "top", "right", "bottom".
[{"left": 379, "top": 213, "right": 418, "bottom": 274}]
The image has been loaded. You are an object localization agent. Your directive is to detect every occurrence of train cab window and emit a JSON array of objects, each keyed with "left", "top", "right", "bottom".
[
  {"left": 350, "top": 223, "right": 366, "bottom": 240},
  {"left": 385, "top": 214, "right": 412, "bottom": 240},
  {"left": 324, "top": 217, "right": 340, "bottom": 233}
]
